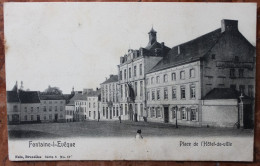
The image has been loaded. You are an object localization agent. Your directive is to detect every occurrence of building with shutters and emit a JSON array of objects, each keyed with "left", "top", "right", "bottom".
[{"left": 145, "top": 19, "right": 255, "bottom": 128}]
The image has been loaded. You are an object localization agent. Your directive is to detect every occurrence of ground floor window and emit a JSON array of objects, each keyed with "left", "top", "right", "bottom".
[
  {"left": 181, "top": 108, "right": 186, "bottom": 120},
  {"left": 113, "top": 107, "right": 115, "bottom": 116},
  {"left": 191, "top": 108, "right": 197, "bottom": 121},
  {"left": 103, "top": 107, "right": 105, "bottom": 116},
  {"left": 44, "top": 115, "right": 46, "bottom": 120},
  {"left": 49, "top": 114, "right": 52, "bottom": 120},
  {"left": 120, "top": 104, "right": 123, "bottom": 115},
  {"left": 156, "top": 107, "right": 161, "bottom": 118},
  {"left": 151, "top": 107, "right": 155, "bottom": 117},
  {"left": 31, "top": 115, "right": 34, "bottom": 121},
  {"left": 89, "top": 111, "right": 91, "bottom": 117},
  {"left": 125, "top": 104, "right": 127, "bottom": 115},
  {"left": 116, "top": 107, "right": 119, "bottom": 116},
  {"left": 24, "top": 115, "right": 27, "bottom": 121}
]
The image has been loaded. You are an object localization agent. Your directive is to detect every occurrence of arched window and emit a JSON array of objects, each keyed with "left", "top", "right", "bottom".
[
  {"left": 163, "top": 74, "right": 168, "bottom": 83},
  {"left": 190, "top": 69, "right": 195, "bottom": 78},
  {"left": 156, "top": 76, "right": 160, "bottom": 84}
]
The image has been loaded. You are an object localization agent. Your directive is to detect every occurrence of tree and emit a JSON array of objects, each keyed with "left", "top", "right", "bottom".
[{"left": 44, "top": 85, "right": 63, "bottom": 95}]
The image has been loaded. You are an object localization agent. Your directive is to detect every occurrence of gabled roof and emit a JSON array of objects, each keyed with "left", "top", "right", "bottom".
[
  {"left": 19, "top": 91, "right": 40, "bottom": 103},
  {"left": 66, "top": 93, "right": 88, "bottom": 106},
  {"left": 203, "top": 88, "right": 251, "bottom": 100},
  {"left": 6, "top": 91, "right": 20, "bottom": 103},
  {"left": 101, "top": 75, "right": 118, "bottom": 84},
  {"left": 39, "top": 94, "right": 65, "bottom": 100},
  {"left": 148, "top": 28, "right": 222, "bottom": 73}
]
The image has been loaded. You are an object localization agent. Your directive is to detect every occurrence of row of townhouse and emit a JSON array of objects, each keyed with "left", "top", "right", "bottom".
[
  {"left": 65, "top": 89, "right": 102, "bottom": 122},
  {"left": 100, "top": 19, "right": 255, "bottom": 128},
  {"left": 6, "top": 83, "right": 68, "bottom": 124}
]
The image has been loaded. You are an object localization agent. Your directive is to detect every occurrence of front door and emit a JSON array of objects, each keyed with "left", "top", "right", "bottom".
[
  {"left": 55, "top": 114, "right": 58, "bottom": 122},
  {"left": 110, "top": 108, "right": 112, "bottom": 119},
  {"left": 164, "top": 107, "right": 169, "bottom": 123}
]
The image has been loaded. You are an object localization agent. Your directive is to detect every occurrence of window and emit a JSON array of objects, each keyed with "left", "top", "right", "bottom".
[
  {"left": 37, "top": 107, "right": 39, "bottom": 111},
  {"left": 125, "top": 84, "right": 127, "bottom": 97},
  {"left": 120, "top": 105, "right": 123, "bottom": 115},
  {"left": 191, "top": 108, "right": 197, "bottom": 121},
  {"left": 156, "top": 76, "right": 160, "bottom": 84},
  {"left": 230, "top": 69, "right": 235, "bottom": 78},
  {"left": 239, "top": 85, "right": 245, "bottom": 94},
  {"left": 172, "top": 73, "right": 176, "bottom": 81},
  {"left": 89, "top": 103, "right": 91, "bottom": 108},
  {"left": 139, "top": 64, "right": 143, "bottom": 75},
  {"left": 239, "top": 69, "right": 244, "bottom": 78},
  {"left": 43, "top": 106, "right": 47, "bottom": 112},
  {"left": 147, "top": 91, "right": 150, "bottom": 101},
  {"left": 13, "top": 105, "right": 18, "bottom": 112},
  {"left": 151, "top": 77, "right": 154, "bottom": 84},
  {"left": 248, "top": 85, "right": 253, "bottom": 97},
  {"left": 134, "top": 82, "right": 137, "bottom": 97},
  {"left": 140, "top": 81, "right": 143, "bottom": 97},
  {"left": 134, "top": 66, "right": 137, "bottom": 77},
  {"left": 120, "top": 71, "right": 123, "bottom": 80},
  {"left": 49, "top": 106, "right": 52, "bottom": 111},
  {"left": 31, "top": 115, "right": 34, "bottom": 121},
  {"left": 152, "top": 90, "right": 155, "bottom": 100},
  {"left": 125, "top": 104, "right": 127, "bottom": 115},
  {"left": 190, "top": 69, "right": 195, "bottom": 78},
  {"left": 116, "top": 107, "right": 119, "bottom": 116},
  {"left": 172, "top": 87, "right": 176, "bottom": 99},
  {"left": 124, "top": 69, "right": 127, "bottom": 80},
  {"left": 60, "top": 106, "right": 63, "bottom": 111},
  {"left": 89, "top": 111, "right": 91, "bottom": 117},
  {"left": 180, "top": 71, "right": 185, "bottom": 80},
  {"left": 31, "top": 107, "right": 33, "bottom": 112},
  {"left": 129, "top": 67, "right": 131, "bottom": 78},
  {"left": 49, "top": 101, "right": 52, "bottom": 104},
  {"left": 190, "top": 85, "right": 196, "bottom": 99},
  {"left": 120, "top": 85, "right": 123, "bottom": 98},
  {"left": 146, "top": 78, "right": 149, "bottom": 85},
  {"left": 60, "top": 101, "right": 63, "bottom": 104},
  {"left": 234, "top": 56, "right": 239, "bottom": 62},
  {"left": 171, "top": 107, "right": 176, "bottom": 119},
  {"left": 163, "top": 74, "right": 168, "bottom": 83},
  {"left": 24, "top": 115, "right": 27, "bottom": 121},
  {"left": 156, "top": 107, "right": 161, "bottom": 118},
  {"left": 181, "top": 86, "right": 186, "bottom": 99},
  {"left": 151, "top": 107, "right": 155, "bottom": 117},
  {"left": 49, "top": 114, "right": 52, "bottom": 120},
  {"left": 230, "top": 84, "right": 236, "bottom": 90},
  {"left": 135, "top": 104, "right": 138, "bottom": 116},
  {"left": 44, "top": 115, "right": 46, "bottom": 120},
  {"left": 93, "top": 103, "right": 95, "bottom": 108},
  {"left": 181, "top": 108, "right": 186, "bottom": 120},
  {"left": 157, "top": 89, "right": 160, "bottom": 100},
  {"left": 113, "top": 107, "right": 115, "bottom": 116},
  {"left": 164, "top": 88, "right": 168, "bottom": 100},
  {"left": 24, "top": 107, "right": 27, "bottom": 112},
  {"left": 211, "top": 54, "right": 216, "bottom": 59},
  {"left": 55, "top": 106, "right": 57, "bottom": 111}
]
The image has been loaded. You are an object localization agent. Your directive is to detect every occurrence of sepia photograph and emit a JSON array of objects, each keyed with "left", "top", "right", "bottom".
[{"left": 4, "top": 2, "right": 256, "bottom": 161}]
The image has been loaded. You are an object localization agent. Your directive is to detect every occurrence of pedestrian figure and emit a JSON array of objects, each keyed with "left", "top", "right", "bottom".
[
  {"left": 135, "top": 129, "right": 143, "bottom": 139},
  {"left": 118, "top": 115, "right": 121, "bottom": 123}
]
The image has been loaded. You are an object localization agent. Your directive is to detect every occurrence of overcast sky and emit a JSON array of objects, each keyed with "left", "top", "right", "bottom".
[{"left": 4, "top": 2, "right": 256, "bottom": 93}]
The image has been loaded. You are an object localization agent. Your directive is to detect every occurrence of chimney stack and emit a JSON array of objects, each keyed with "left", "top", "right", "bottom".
[{"left": 221, "top": 19, "right": 238, "bottom": 33}]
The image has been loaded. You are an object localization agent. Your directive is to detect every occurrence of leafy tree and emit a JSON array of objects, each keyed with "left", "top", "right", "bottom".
[{"left": 43, "top": 85, "right": 63, "bottom": 95}]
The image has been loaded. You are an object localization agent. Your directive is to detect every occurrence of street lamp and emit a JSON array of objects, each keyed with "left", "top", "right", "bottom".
[{"left": 238, "top": 93, "right": 244, "bottom": 129}]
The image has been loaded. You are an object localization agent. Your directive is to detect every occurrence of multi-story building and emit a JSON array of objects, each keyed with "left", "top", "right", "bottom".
[
  {"left": 86, "top": 90, "right": 101, "bottom": 120},
  {"left": 118, "top": 28, "right": 170, "bottom": 121},
  {"left": 145, "top": 19, "right": 255, "bottom": 128},
  {"left": 74, "top": 93, "right": 88, "bottom": 121},
  {"left": 39, "top": 94, "right": 66, "bottom": 122},
  {"left": 100, "top": 75, "right": 120, "bottom": 120}
]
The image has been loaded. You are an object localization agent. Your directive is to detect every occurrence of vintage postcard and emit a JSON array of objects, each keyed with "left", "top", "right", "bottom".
[{"left": 4, "top": 2, "right": 256, "bottom": 161}]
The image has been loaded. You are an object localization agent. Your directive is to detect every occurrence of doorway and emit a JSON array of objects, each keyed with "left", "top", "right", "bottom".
[{"left": 164, "top": 107, "right": 169, "bottom": 123}]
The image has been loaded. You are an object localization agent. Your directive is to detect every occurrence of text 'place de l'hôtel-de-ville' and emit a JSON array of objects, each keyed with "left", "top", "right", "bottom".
[{"left": 6, "top": 19, "right": 255, "bottom": 129}]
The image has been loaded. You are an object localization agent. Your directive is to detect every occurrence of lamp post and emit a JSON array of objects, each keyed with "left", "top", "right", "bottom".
[
  {"left": 238, "top": 93, "right": 244, "bottom": 129},
  {"left": 175, "top": 106, "right": 178, "bottom": 128}
]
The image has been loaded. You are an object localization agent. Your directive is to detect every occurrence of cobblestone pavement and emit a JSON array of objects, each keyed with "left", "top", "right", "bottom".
[{"left": 8, "top": 120, "right": 253, "bottom": 140}]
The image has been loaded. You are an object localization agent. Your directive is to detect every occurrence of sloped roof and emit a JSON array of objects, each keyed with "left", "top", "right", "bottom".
[
  {"left": 6, "top": 91, "right": 20, "bottom": 103},
  {"left": 87, "top": 89, "right": 101, "bottom": 97},
  {"left": 101, "top": 75, "right": 118, "bottom": 84},
  {"left": 19, "top": 91, "right": 40, "bottom": 103},
  {"left": 66, "top": 93, "right": 88, "bottom": 106},
  {"left": 203, "top": 88, "right": 251, "bottom": 100},
  {"left": 148, "top": 29, "right": 222, "bottom": 73},
  {"left": 39, "top": 94, "right": 65, "bottom": 100}
]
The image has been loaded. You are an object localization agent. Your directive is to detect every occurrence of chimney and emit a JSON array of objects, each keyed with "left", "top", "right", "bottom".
[{"left": 221, "top": 19, "right": 238, "bottom": 33}]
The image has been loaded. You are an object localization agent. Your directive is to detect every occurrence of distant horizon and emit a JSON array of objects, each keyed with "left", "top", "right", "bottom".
[{"left": 5, "top": 3, "right": 256, "bottom": 93}]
